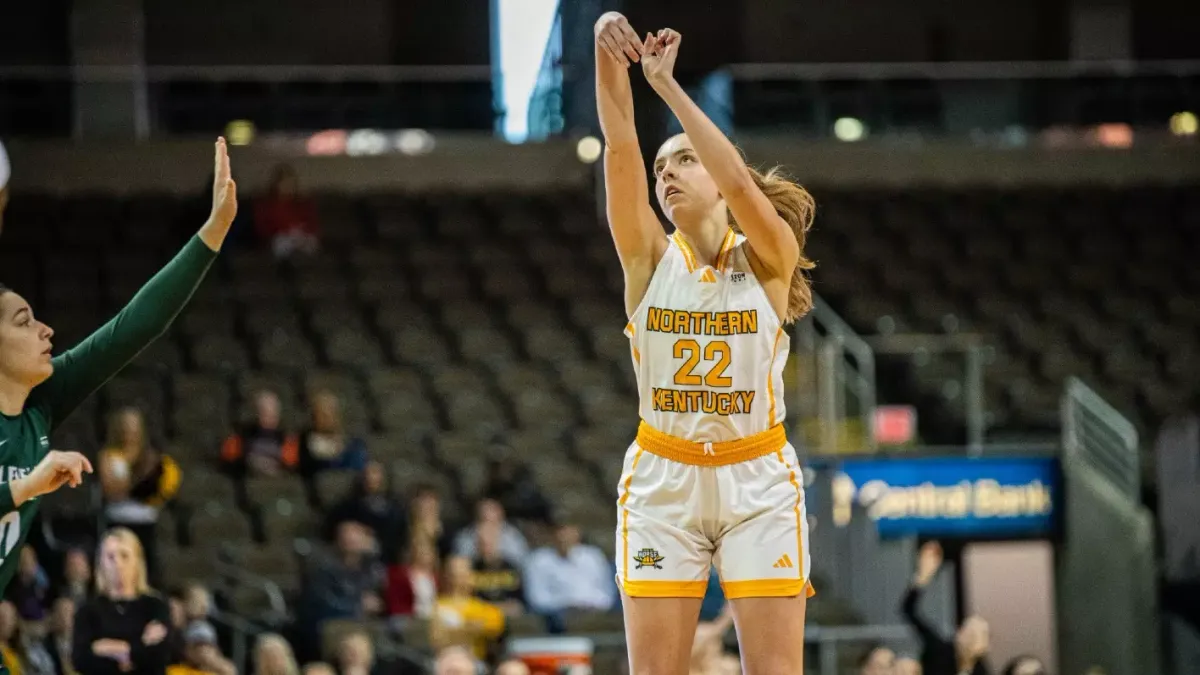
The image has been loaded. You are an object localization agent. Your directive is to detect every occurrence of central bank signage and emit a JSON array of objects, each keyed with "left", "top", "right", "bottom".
[{"left": 828, "top": 456, "right": 1060, "bottom": 539}]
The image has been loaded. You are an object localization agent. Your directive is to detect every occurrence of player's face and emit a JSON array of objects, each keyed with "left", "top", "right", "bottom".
[
  {"left": 654, "top": 134, "right": 722, "bottom": 225},
  {"left": 0, "top": 292, "right": 55, "bottom": 388}
]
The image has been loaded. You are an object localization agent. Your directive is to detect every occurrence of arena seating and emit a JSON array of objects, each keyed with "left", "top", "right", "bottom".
[{"left": 8, "top": 183, "right": 1197, "bottom": 633}]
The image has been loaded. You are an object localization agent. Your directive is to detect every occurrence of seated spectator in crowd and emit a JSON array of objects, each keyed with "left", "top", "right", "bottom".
[
  {"left": 452, "top": 499, "right": 527, "bottom": 566},
  {"left": 336, "top": 631, "right": 380, "bottom": 675},
  {"left": 386, "top": 536, "right": 439, "bottom": 618},
  {"left": 470, "top": 524, "right": 524, "bottom": 617},
  {"left": 299, "top": 391, "right": 368, "bottom": 494},
  {"left": 895, "top": 656, "right": 922, "bottom": 675},
  {"left": 167, "top": 621, "right": 235, "bottom": 675},
  {"left": 523, "top": 523, "right": 616, "bottom": 624},
  {"left": 431, "top": 557, "right": 505, "bottom": 662},
  {"left": 255, "top": 164, "right": 320, "bottom": 258},
  {"left": 45, "top": 597, "right": 77, "bottom": 675},
  {"left": 181, "top": 582, "right": 212, "bottom": 624},
  {"left": 0, "top": 599, "right": 54, "bottom": 675},
  {"left": 494, "top": 658, "right": 531, "bottom": 675},
  {"left": 481, "top": 450, "right": 552, "bottom": 524},
  {"left": 296, "top": 522, "right": 384, "bottom": 662},
  {"left": 409, "top": 484, "right": 450, "bottom": 557},
  {"left": 73, "top": 528, "right": 174, "bottom": 675},
  {"left": 325, "top": 461, "right": 404, "bottom": 563},
  {"left": 1002, "top": 656, "right": 1045, "bottom": 675},
  {"left": 689, "top": 605, "right": 734, "bottom": 675},
  {"left": 433, "top": 646, "right": 482, "bottom": 675},
  {"left": 100, "top": 407, "right": 182, "bottom": 583},
  {"left": 221, "top": 390, "right": 300, "bottom": 501},
  {"left": 858, "top": 645, "right": 896, "bottom": 675},
  {"left": 7, "top": 547, "right": 49, "bottom": 622},
  {"left": 902, "top": 543, "right": 991, "bottom": 675},
  {"left": 253, "top": 633, "right": 299, "bottom": 675},
  {"left": 56, "top": 548, "right": 91, "bottom": 607}
]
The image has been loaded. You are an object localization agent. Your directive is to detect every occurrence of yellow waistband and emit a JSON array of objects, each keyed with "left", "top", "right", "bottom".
[{"left": 635, "top": 422, "right": 787, "bottom": 466}]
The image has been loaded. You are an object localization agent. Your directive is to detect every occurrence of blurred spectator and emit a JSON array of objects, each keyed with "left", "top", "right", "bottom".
[
  {"left": 253, "top": 633, "right": 299, "bottom": 675},
  {"left": 433, "top": 646, "right": 481, "bottom": 675},
  {"left": 523, "top": 524, "right": 615, "bottom": 622},
  {"left": 452, "top": 499, "right": 528, "bottom": 566},
  {"left": 221, "top": 390, "right": 300, "bottom": 500},
  {"left": 255, "top": 164, "right": 320, "bottom": 258},
  {"left": 409, "top": 485, "right": 450, "bottom": 557},
  {"left": 698, "top": 567, "right": 725, "bottom": 622},
  {"left": 99, "top": 408, "right": 182, "bottom": 584},
  {"left": 7, "top": 546, "right": 50, "bottom": 622},
  {"left": 0, "top": 138, "right": 9, "bottom": 235},
  {"left": 902, "top": 543, "right": 990, "bottom": 675},
  {"left": 494, "top": 658, "right": 531, "bottom": 675},
  {"left": 72, "top": 528, "right": 174, "bottom": 675},
  {"left": 895, "top": 656, "right": 923, "bottom": 675},
  {"left": 165, "top": 589, "right": 187, "bottom": 664},
  {"left": 858, "top": 645, "right": 896, "bottom": 675},
  {"left": 300, "top": 391, "right": 368, "bottom": 499},
  {"left": 1001, "top": 656, "right": 1045, "bottom": 675},
  {"left": 301, "top": 663, "right": 335, "bottom": 675},
  {"left": 325, "top": 461, "right": 404, "bottom": 563},
  {"left": 296, "top": 522, "right": 384, "bottom": 662},
  {"left": 689, "top": 605, "right": 733, "bottom": 675},
  {"left": 385, "top": 536, "right": 439, "bottom": 618},
  {"left": 166, "top": 621, "right": 235, "bottom": 675},
  {"left": 182, "top": 583, "right": 212, "bottom": 624},
  {"left": 481, "top": 451, "right": 552, "bottom": 524},
  {"left": 56, "top": 548, "right": 91, "bottom": 606},
  {"left": 45, "top": 597, "right": 77, "bottom": 675},
  {"left": 470, "top": 524, "right": 524, "bottom": 616},
  {"left": 335, "top": 631, "right": 380, "bottom": 675},
  {"left": 431, "top": 556, "right": 505, "bottom": 662},
  {"left": 0, "top": 599, "right": 54, "bottom": 675}
]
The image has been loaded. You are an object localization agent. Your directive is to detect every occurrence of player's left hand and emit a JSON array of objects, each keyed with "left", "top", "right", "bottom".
[
  {"left": 199, "top": 137, "right": 238, "bottom": 250},
  {"left": 642, "top": 28, "right": 681, "bottom": 89}
]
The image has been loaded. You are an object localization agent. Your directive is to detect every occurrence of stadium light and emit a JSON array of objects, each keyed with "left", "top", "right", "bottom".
[
  {"left": 576, "top": 136, "right": 602, "bottom": 164},
  {"left": 1170, "top": 111, "right": 1198, "bottom": 136},
  {"left": 225, "top": 120, "right": 255, "bottom": 146},
  {"left": 834, "top": 117, "right": 866, "bottom": 142}
]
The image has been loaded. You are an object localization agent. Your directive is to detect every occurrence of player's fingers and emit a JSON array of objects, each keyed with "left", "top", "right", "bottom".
[
  {"left": 617, "top": 20, "right": 642, "bottom": 56},
  {"left": 79, "top": 453, "right": 94, "bottom": 474},
  {"left": 619, "top": 34, "right": 641, "bottom": 63},
  {"left": 599, "top": 34, "right": 628, "bottom": 66},
  {"left": 642, "top": 33, "right": 656, "bottom": 57}
]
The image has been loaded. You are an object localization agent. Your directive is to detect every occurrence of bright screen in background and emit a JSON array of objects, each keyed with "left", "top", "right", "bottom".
[{"left": 492, "top": 0, "right": 561, "bottom": 143}]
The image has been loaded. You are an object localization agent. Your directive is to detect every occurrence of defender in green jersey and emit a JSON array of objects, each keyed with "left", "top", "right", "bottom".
[{"left": 0, "top": 138, "right": 237, "bottom": 596}]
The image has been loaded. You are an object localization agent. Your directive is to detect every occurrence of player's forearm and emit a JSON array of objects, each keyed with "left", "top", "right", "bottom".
[
  {"left": 596, "top": 48, "right": 639, "bottom": 149},
  {"left": 1, "top": 477, "right": 35, "bottom": 510},
  {"left": 653, "top": 77, "right": 754, "bottom": 196}
]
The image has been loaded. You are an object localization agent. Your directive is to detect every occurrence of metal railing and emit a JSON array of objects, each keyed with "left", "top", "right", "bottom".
[
  {"left": 1060, "top": 376, "right": 1139, "bottom": 501},
  {"left": 793, "top": 293, "right": 878, "bottom": 455}
]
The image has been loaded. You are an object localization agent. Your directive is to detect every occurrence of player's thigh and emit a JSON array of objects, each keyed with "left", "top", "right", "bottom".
[
  {"left": 729, "top": 594, "right": 808, "bottom": 675},
  {"left": 622, "top": 593, "right": 704, "bottom": 675}
]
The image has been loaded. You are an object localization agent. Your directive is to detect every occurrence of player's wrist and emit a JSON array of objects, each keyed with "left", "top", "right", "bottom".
[{"left": 7, "top": 476, "right": 36, "bottom": 508}]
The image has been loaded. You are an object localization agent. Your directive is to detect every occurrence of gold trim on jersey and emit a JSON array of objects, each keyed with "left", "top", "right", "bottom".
[
  {"left": 716, "top": 229, "right": 738, "bottom": 272},
  {"left": 672, "top": 232, "right": 699, "bottom": 273},
  {"left": 635, "top": 421, "right": 787, "bottom": 466}
]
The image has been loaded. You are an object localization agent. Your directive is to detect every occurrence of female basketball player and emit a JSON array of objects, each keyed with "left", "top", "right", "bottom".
[
  {"left": 595, "top": 13, "right": 816, "bottom": 675},
  {"left": 0, "top": 138, "right": 236, "bottom": 597}
]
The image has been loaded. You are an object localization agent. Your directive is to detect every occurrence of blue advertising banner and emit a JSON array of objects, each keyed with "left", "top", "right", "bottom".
[{"left": 826, "top": 456, "right": 1061, "bottom": 539}]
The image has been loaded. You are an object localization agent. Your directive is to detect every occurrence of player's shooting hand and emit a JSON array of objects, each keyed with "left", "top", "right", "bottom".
[
  {"left": 642, "top": 28, "right": 681, "bottom": 90},
  {"left": 199, "top": 137, "right": 238, "bottom": 251},
  {"left": 595, "top": 12, "right": 643, "bottom": 67},
  {"left": 12, "top": 450, "right": 94, "bottom": 506}
]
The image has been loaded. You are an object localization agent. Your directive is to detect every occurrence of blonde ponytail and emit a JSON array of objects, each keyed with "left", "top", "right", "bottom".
[{"left": 728, "top": 167, "right": 816, "bottom": 323}]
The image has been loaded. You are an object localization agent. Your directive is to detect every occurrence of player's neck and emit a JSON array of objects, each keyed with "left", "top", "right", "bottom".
[
  {"left": 676, "top": 218, "right": 730, "bottom": 268},
  {"left": 0, "top": 377, "right": 30, "bottom": 417}
]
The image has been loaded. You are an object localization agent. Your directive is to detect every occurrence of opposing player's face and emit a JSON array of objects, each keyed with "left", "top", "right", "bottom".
[
  {"left": 0, "top": 292, "right": 54, "bottom": 388},
  {"left": 654, "top": 134, "right": 721, "bottom": 224}
]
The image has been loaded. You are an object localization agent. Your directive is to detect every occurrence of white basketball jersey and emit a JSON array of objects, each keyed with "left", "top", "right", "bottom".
[{"left": 625, "top": 230, "right": 789, "bottom": 443}]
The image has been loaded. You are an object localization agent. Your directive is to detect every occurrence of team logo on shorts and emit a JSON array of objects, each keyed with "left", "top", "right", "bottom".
[{"left": 633, "top": 548, "right": 665, "bottom": 570}]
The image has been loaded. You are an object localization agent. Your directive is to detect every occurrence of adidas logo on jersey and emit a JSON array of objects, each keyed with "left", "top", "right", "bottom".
[
  {"left": 772, "top": 554, "right": 795, "bottom": 569},
  {"left": 699, "top": 269, "right": 717, "bottom": 283}
]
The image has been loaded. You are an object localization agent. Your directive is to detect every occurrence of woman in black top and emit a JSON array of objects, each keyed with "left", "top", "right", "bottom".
[
  {"left": 901, "top": 542, "right": 991, "bottom": 675},
  {"left": 73, "top": 528, "right": 173, "bottom": 675}
]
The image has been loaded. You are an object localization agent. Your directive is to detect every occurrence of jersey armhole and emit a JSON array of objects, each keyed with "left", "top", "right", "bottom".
[
  {"left": 737, "top": 244, "right": 786, "bottom": 327},
  {"left": 625, "top": 242, "right": 680, "bottom": 329}
]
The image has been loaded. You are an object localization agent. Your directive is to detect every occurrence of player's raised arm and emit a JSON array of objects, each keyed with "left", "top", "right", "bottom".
[
  {"left": 642, "top": 30, "right": 800, "bottom": 280},
  {"left": 595, "top": 12, "right": 669, "bottom": 316},
  {"left": 27, "top": 138, "right": 237, "bottom": 428}
]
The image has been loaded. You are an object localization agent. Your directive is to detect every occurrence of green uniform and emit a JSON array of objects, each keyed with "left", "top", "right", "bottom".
[{"left": 0, "top": 235, "right": 216, "bottom": 595}]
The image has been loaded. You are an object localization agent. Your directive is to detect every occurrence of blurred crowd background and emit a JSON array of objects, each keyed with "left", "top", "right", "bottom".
[{"left": 1, "top": 0, "right": 1199, "bottom": 674}]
